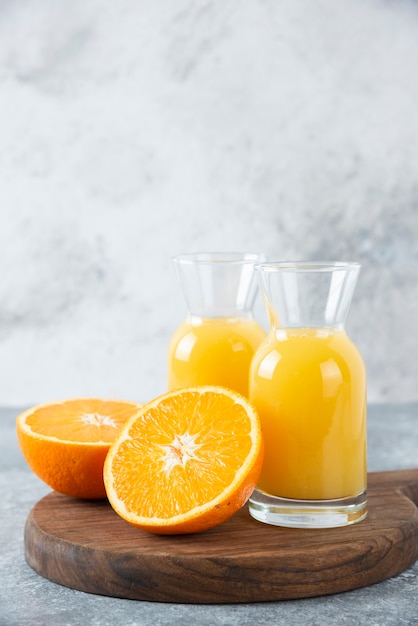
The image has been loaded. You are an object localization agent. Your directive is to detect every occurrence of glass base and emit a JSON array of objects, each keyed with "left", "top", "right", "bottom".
[{"left": 249, "top": 489, "right": 367, "bottom": 529}]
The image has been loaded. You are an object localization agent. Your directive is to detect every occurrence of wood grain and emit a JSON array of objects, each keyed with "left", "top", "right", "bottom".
[{"left": 24, "top": 469, "right": 418, "bottom": 603}]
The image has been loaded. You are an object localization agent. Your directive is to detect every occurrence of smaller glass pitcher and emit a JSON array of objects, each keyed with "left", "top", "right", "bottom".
[
  {"left": 167, "top": 252, "right": 266, "bottom": 396},
  {"left": 249, "top": 261, "right": 367, "bottom": 528}
]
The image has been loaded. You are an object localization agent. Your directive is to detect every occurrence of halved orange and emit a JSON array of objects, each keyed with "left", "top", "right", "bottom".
[
  {"left": 104, "top": 386, "right": 264, "bottom": 535},
  {"left": 16, "top": 398, "right": 142, "bottom": 499}
]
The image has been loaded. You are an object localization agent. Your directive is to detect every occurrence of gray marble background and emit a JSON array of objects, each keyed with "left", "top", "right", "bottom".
[{"left": 0, "top": 0, "right": 417, "bottom": 406}]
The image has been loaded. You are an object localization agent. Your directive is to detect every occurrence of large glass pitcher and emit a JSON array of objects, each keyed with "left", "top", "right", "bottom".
[
  {"left": 249, "top": 261, "right": 367, "bottom": 528},
  {"left": 168, "top": 252, "right": 266, "bottom": 396}
]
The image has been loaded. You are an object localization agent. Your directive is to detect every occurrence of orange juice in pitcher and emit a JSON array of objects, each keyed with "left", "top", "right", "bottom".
[
  {"left": 249, "top": 262, "right": 367, "bottom": 528},
  {"left": 168, "top": 253, "right": 266, "bottom": 396}
]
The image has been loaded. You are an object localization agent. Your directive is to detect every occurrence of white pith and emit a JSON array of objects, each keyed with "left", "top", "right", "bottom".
[
  {"left": 80, "top": 413, "right": 118, "bottom": 428},
  {"left": 159, "top": 432, "right": 203, "bottom": 473}
]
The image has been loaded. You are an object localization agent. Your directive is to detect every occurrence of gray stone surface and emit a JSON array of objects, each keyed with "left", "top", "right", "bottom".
[
  {"left": 1, "top": 0, "right": 418, "bottom": 406},
  {"left": 1, "top": 404, "right": 418, "bottom": 625}
]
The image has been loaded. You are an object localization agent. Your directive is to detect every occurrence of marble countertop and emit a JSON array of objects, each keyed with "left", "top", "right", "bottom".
[{"left": 2, "top": 404, "right": 418, "bottom": 625}]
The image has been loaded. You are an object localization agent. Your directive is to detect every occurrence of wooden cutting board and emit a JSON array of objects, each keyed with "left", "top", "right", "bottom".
[{"left": 24, "top": 468, "right": 418, "bottom": 604}]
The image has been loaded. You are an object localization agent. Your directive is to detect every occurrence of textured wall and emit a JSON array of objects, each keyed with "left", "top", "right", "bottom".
[{"left": 0, "top": 0, "right": 417, "bottom": 406}]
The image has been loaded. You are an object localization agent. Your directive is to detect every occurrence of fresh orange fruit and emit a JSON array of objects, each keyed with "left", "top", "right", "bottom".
[
  {"left": 104, "top": 386, "right": 264, "bottom": 535},
  {"left": 16, "top": 398, "right": 142, "bottom": 499}
]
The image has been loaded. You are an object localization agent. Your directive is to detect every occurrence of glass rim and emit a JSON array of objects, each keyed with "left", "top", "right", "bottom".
[
  {"left": 255, "top": 261, "right": 361, "bottom": 273},
  {"left": 172, "top": 252, "right": 266, "bottom": 265}
]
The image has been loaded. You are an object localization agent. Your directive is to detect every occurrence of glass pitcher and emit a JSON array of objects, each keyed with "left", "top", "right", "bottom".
[
  {"left": 168, "top": 252, "right": 266, "bottom": 396},
  {"left": 249, "top": 261, "right": 367, "bottom": 528}
]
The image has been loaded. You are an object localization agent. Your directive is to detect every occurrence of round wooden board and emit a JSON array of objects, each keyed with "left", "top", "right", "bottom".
[{"left": 24, "top": 469, "right": 418, "bottom": 604}]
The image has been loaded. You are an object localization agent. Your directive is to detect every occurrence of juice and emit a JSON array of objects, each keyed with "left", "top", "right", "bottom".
[
  {"left": 250, "top": 328, "right": 366, "bottom": 500},
  {"left": 168, "top": 316, "right": 266, "bottom": 396}
]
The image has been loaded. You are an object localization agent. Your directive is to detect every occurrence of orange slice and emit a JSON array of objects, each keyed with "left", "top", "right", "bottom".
[
  {"left": 103, "top": 386, "right": 264, "bottom": 535},
  {"left": 16, "top": 398, "right": 142, "bottom": 499}
]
